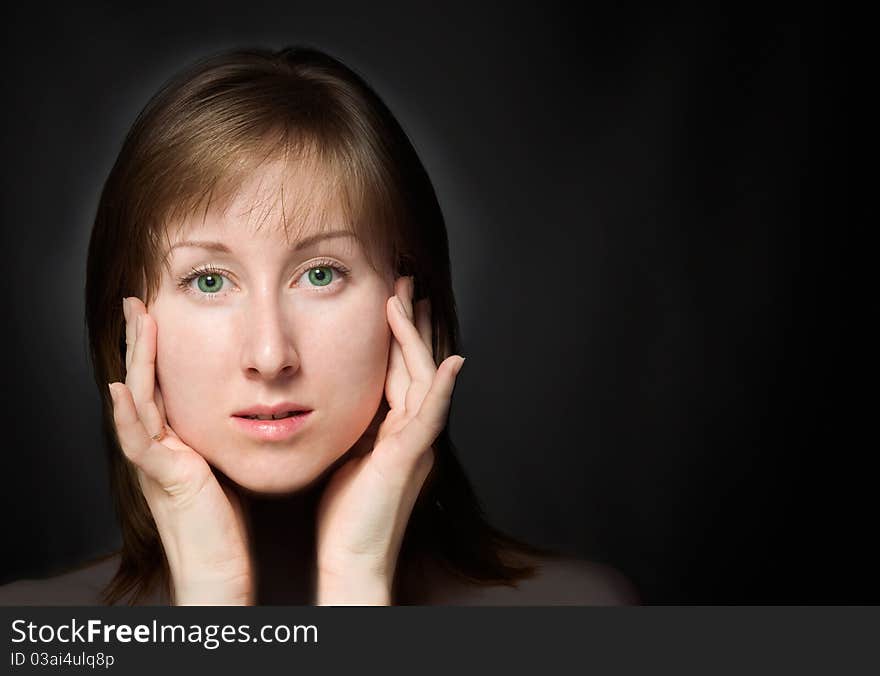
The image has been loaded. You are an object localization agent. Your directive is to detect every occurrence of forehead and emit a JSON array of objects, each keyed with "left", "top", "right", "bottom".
[{"left": 161, "top": 154, "right": 357, "bottom": 253}]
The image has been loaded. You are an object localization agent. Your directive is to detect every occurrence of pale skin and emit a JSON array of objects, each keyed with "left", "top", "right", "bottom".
[{"left": 107, "top": 162, "right": 465, "bottom": 605}]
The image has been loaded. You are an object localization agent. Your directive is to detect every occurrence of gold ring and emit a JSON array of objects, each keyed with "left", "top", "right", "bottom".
[{"left": 150, "top": 427, "right": 165, "bottom": 442}]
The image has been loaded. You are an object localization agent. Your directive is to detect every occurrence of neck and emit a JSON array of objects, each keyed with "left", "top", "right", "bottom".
[{"left": 238, "top": 475, "right": 329, "bottom": 605}]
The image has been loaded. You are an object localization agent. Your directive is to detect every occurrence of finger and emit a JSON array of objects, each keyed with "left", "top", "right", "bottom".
[
  {"left": 154, "top": 381, "right": 167, "bottom": 421},
  {"left": 391, "top": 277, "right": 433, "bottom": 377},
  {"left": 109, "top": 382, "right": 179, "bottom": 485},
  {"left": 414, "top": 298, "right": 433, "bottom": 359},
  {"left": 384, "top": 277, "right": 414, "bottom": 410},
  {"left": 385, "top": 336, "right": 409, "bottom": 411},
  {"left": 126, "top": 302, "right": 166, "bottom": 441},
  {"left": 401, "top": 275, "right": 415, "bottom": 320},
  {"left": 124, "top": 296, "right": 143, "bottom": 379},
  {"left": 402, "top": 276, "right": 433, "bottom": 358},
  {"left": 124, "top": 298, "right": 135, "bottom": 373},
  {"left": 387, "top": 295, "right": 436, "bottom": 411},
  {"left": 153, "top": 384, "right": 182, "bottom": 443},
  {"left": 144, "top": 322, "right": 179, "bottom": 442},
  {"left": 393, "top": 356, "right": 465, "bottom": 462}
]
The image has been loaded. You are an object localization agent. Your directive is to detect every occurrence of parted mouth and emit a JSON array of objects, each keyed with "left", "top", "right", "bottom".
[
  {"left": 231, "top": 402, "right": 312, "bottom": 419},
  {"left": 236, "top": 411, "right": 308, "bottom": 421}
]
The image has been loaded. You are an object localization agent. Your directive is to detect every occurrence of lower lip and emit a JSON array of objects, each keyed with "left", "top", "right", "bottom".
[{"left": 230, "top": 411, "right": 313, "bottom": 442}]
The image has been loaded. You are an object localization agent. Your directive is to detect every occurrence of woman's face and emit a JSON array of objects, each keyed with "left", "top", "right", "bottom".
[{"left": 147, "top": 159, "right": 395, "bottom": 494}]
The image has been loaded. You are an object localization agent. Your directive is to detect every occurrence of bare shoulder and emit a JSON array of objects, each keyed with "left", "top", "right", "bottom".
[
  {"left": 417, "top": 552, "right": 640, "bottom": 606},
  {"left": 0, "top": 554, "right": 121, "bottom": 606}
]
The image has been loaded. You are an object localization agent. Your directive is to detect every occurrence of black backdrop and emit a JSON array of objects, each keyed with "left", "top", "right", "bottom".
[{"left": 1, "top": 4, "right": 863, "bottom": 603}]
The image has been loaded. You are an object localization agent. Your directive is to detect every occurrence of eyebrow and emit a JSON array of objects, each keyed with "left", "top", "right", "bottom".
[{"left": 164, "top": 230, "right": 358, "bottom": 258}]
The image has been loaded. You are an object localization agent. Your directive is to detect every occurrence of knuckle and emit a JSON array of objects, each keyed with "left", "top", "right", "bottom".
[{"left": 164, "top": 464, "right": 210, "bottom": 506}]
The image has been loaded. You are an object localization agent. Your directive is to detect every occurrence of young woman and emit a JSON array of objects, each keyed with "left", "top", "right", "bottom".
[{"left": 0, "top": 46, "right": 637, "bottom": 606}]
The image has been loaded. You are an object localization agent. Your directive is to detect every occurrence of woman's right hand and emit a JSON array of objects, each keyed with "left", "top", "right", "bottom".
[{"left": 108, "top": 297, "right": 254, "bottom": 605}]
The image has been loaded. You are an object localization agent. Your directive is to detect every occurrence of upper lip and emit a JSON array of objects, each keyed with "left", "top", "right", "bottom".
[{"left": 232, "top": 402, "right": 312, "bottom": 417}]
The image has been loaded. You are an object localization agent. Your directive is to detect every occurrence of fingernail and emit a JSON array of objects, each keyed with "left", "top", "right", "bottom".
[
  {"left": 122, "top": 298, "right": 129, "bottom": 321},
  {"left": 395, "top": 296, "right": 407, "bottom": 316},
  {"left": 136, "top": 315, "right": 143, "bottom": 337},
  {"left": 455, "top": 357, "right": 466, "bottom": 375},
  {"left": 108, "top": 383, "right": 117, "bottom": 402}
]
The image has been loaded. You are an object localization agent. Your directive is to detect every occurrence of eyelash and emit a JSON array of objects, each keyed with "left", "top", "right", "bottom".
[{"left": 176, "top": 258, "right": 352, "bottom": 300}]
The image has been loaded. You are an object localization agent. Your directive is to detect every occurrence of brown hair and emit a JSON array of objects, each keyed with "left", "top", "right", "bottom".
[{"left": 85, "top": 45, "right": 557, "bottom": 605}]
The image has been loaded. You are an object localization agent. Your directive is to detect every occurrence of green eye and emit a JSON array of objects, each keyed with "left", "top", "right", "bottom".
[
  {"left": 307, "top": 267, "right": 333, "bottom": 287},
  {"left": 196, "top": 274, "right": 224, "bottom": 293}
]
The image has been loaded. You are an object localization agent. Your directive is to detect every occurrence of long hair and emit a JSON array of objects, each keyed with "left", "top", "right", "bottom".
[{"left": 85, "top": 45, "right": 556, "bottom": 605}]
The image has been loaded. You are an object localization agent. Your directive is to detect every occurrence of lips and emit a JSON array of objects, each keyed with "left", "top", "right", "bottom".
[
  {"left": 238, "top": 411, "right": 305, "bottom": 421},
  {"left": 231, "top": 402, "right": 311, "bottom": 418},
  {"left": 230, "top": 409, "right": 313, "bottom": 442}
]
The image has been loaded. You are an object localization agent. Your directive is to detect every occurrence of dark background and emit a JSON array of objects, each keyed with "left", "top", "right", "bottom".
[{"left": 1, "top": 4, "right": 863, "bottom": 603}]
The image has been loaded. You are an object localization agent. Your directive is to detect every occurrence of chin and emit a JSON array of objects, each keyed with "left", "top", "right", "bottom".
[{"left": 212, "top": 447, "right": 346, "bottom": 497}]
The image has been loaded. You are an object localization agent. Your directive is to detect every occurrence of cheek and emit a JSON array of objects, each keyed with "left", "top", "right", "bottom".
[
  {"left": 309, "top": 297, "right": 391, "bottom": 398},
  {"left": 153, "top": 321, "right": 232, "bottom": 424}
]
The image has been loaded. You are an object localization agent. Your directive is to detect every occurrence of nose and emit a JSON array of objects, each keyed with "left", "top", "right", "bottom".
[{"left": 240, "top": 295, "right": 300, "bottom": 380}]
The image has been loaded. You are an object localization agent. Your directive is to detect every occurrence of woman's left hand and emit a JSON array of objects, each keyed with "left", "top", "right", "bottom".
[{"left": 314, "top": 275, "right": 465, "bottom": 605}]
